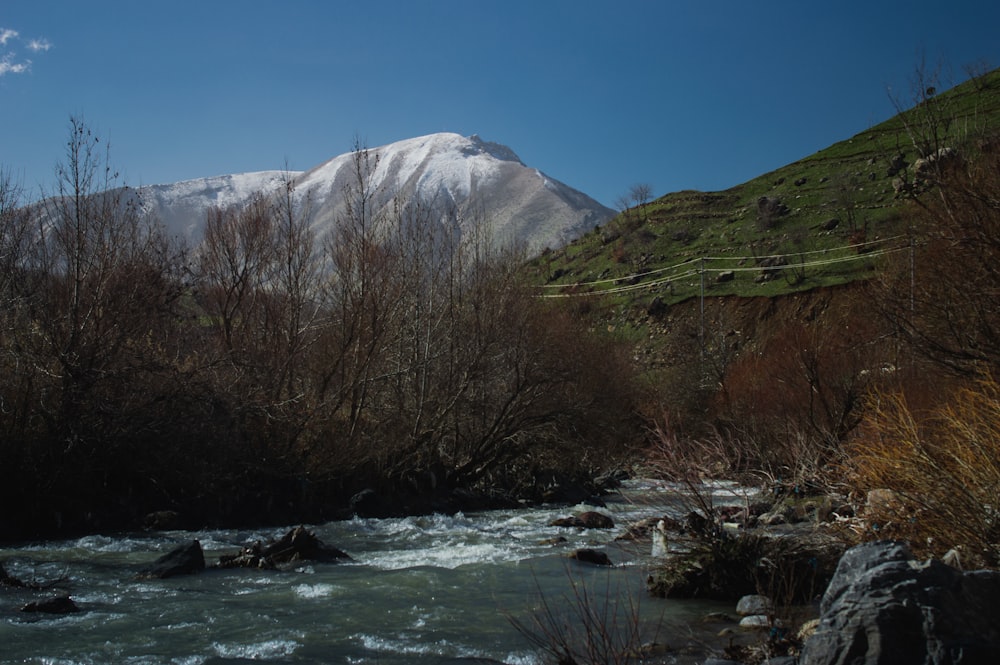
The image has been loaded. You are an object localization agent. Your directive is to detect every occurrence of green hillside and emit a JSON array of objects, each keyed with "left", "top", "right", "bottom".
[{"left": 527, "top": 68, "right": 1000, "bottom": 310}]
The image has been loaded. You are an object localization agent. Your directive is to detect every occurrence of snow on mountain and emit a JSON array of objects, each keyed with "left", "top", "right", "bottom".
[
  {"left": 139, "top": 171, "right": 299, "bottom": 240},
  {"left": 140, "top": 133, "right": 614, "bottom": 254}
]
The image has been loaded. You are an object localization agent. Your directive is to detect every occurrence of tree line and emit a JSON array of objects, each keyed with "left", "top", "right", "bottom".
[{"left": 0, "top": 120, "right": 641, "bottom": 539}]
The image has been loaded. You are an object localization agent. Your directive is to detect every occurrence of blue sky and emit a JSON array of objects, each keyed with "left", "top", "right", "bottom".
[{"left": 2, "top": 1, "right": 999, "bottom": 208}]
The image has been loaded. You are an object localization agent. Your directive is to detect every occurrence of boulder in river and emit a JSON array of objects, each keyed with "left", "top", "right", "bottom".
[
  {"left": 569, "top": 549, "right": 613, "bottom": 566},
  {"left": 139, "top": 540, "right": 206, "bottom": 579},
  {"left": 1, "top": 562, "right": 29, "bottom": 588},
  {"left": 217, "top": 526, "right": 352, "bottom": 569},
  {"left": 349, "top": 489, "right": 392, "bottom": 518},
  {"left": 20, "top": 595, "right": 80, "bottom": 614},
  {"left": 216, "top": 540, "right": 276, "bottom": 570},
  {"left": 263, "top": 526, "right": 353, "bottom": 564},
  {"left": 549, "top": 511, "right": 615, "bottom": 529}
]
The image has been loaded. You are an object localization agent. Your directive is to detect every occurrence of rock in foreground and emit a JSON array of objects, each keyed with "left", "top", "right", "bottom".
[{"left": 801, "top": 540, "right": 1000, "bottom": 665}]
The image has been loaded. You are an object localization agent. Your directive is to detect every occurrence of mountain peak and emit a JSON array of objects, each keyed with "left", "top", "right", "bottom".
[
  {"left": 466, "top": 134, "right": 524, "bottom": 165},
  {"left": 142, "top": 134, "right": 613, "bottom": 254}
]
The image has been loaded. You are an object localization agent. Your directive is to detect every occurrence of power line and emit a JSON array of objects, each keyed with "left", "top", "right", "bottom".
[{"left": 535, "top": 237, "right": 908, "bottom": 299}]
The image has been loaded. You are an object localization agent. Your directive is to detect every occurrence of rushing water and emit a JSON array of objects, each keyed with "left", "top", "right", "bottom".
[{"left": 0, "top": 480, "right": 746, "bottom": 664}]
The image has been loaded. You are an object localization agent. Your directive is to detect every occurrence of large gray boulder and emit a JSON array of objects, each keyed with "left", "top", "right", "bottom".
[
  {"left": 800, "top": 540, "right": 1000, "bottom": 665},
  {"left": 139, "top": 540, "right": 205, "bottom": 579}
]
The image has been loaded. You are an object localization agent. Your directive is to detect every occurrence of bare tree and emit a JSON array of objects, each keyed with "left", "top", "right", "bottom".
[
  {"left": 265, "top": 171, "right": 323, "bottom": 403},
  {"left": 200, "top": 194, "right": 276, "bottom": 358},
  {"left": 0, "top": 169, "right": 33, "bottom": 326},
  {"left": 29, "top": 117, "right": 184, "bottom": 438},
  {"left": 0, "top": 169, "right": 38, "bottom": 446},
  {"left": 615, "top": 183, "right": 655, "bottom": 224},
  {"left": 306, "top": 140, "right": 409, "bottom": 465},
  {"left": 629, "top": 183, "right": 654, "bottom": 209}
]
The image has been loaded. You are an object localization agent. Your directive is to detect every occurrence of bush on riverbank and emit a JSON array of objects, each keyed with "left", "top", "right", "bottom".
[{"left": 849, "top": 375, "right": 1000, "bottom": 567}]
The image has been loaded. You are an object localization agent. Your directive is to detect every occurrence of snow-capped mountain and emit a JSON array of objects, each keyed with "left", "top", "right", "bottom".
[
  {"left": 139, "top": 171, "right": 295, "bottom": 240},
  {"left": 140, "top": 133, "right": 613, "bottom": 254}
]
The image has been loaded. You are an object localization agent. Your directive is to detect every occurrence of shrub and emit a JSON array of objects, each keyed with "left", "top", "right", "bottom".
[
  {"left": 849, "top": 374, "right": 1000, "bottom": 566},
  {"left": 875, "top": 135, "right": 1000, "bottom": 377},
  {"left": 647, "top": 531, "right": 840, "bottom": 605},
  {"left": 510, "top": 571, "right": 649, "bottom": 665}
]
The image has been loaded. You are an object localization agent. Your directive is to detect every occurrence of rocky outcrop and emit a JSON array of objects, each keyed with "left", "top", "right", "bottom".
[
  {"left": 140, "top": 540, "right": 206, "bottom": 579},
  {"left": 757, "top": 196, "right": 790, "bottom": 230},
  {"left": 800, "top": 540, "right": 1000, "bottom": 665}
]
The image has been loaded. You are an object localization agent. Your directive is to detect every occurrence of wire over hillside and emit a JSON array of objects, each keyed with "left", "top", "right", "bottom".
[{"left": 534, "top": 235, "right": 908, "bottom": 299}]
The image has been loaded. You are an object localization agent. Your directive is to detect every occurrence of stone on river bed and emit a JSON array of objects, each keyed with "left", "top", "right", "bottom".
[
  {"left": 139, "top": 539, "right": 206, "bottom": 579},
  {"left": 548, "top": 510, "right": 615, "bottom": 529},
  {"left": 20, "top": 595, "right": 80, "bottom": 614}
]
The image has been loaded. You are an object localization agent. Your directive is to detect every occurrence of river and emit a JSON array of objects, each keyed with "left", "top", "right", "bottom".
[{"left": 0, "top": 480, "right": 746, "bottom": 664}]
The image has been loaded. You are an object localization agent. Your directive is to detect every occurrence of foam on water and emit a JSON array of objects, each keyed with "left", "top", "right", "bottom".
[
  {"left": 293, "top": 582, "right": 337, "bottom": 599},
  {"left": 211, "top": 639, "right": 300, "bottom": 659},
  {"left": 353, "top": 632, "right": 512, "bottom": 662}
]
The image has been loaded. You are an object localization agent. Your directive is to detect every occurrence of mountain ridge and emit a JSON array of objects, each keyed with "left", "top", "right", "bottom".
[{"left": 138, "top": 132, "right": 614, "bottom": 253}]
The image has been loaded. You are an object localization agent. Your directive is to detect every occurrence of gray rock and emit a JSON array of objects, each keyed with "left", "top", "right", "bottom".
[
  {"left": 716, "top": 270, "right": 735, "bottom": 283},
  {"left": 217, "top": 526, "right": 352, "bottom": 569},
  {"left": 139, "top": 540, "right": 205, "bottom": 579},
  {"left": 757, "top": 511, "right": 787, "bottom": 526},
  {"left": 736, "top": 594, "right": 772, "bottom": 616},
  {"left": 766, "top": 658, "right": 798, "bottom": 665},
  {"left": 0, "top": 562, "right": 28, "bottom": 588},
  {"left": 569, "top": 549, "right": 613, "bottom": 566},
  {"left": 20, "top": 595, "right": 80, "bottom": 614},
  {"left": 350, "top": 488, "right": 391, "bottom": 518},
  {"left": 549, "top": 511, "right": 614, "bottom": 529},
  {"left": 738, "top": 614, "right": 771, "bottom": 630},
  {"left": 800, "top": 540, "right": 1000, "bottom": 665}
]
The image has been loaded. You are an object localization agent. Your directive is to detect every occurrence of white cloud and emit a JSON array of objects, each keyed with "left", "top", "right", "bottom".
[
  {"left": 0, "top": 27, "right": 50, "bottom": 76},
  {"left": 27, "top": 38, "right": 51, "bottom": 52},
  {"left": 0, "top": 54, "right": 30, "bottom": 75}
]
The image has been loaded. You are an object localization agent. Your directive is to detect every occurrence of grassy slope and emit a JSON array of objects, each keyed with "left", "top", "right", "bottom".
[{"left": 527, "top": 69, "right": 1000, "bottom": 315}]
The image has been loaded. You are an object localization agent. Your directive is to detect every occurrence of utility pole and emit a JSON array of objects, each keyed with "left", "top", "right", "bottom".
[{"left": 699, "top": 257, "right": 706, "bottom": 383}]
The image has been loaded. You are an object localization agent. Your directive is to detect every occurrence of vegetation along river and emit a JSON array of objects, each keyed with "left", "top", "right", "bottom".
[{"left": 0, "top": 480, "right": 743, "bottom": 664}]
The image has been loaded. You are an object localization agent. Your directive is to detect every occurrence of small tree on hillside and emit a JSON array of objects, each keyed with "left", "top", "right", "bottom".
[{"left": 615, "top": 183, "right": 654, "bottom": 225}]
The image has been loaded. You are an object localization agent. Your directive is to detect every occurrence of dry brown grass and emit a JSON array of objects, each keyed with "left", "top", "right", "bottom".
[{"left": 848, "top": 374, "right": 1000, "bottom": 566}]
